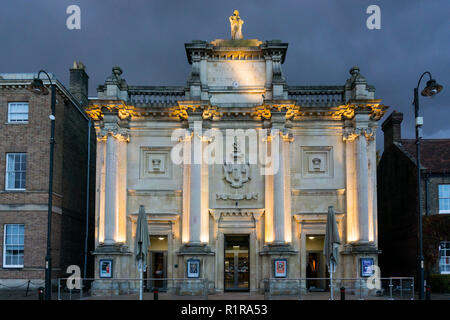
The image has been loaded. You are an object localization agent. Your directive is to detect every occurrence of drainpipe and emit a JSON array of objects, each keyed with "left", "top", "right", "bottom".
[
  {"left": 425, "top": 172, "right": 430, "bottom": 216},
  {"left": 83, "top": 119, "right": 92, "bottom": 280}
]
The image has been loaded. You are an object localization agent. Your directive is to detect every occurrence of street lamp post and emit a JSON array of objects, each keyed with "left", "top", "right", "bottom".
[
  {"left": 28, "top": 71, "right": 56, "bottom": 300},
  {"left": 413, "top": 71, "right": 443, "bottom": 300}
]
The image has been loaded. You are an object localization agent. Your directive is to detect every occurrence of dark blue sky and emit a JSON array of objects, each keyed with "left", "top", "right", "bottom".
[{"left": 1, "top": 0, "right": 449, "bottom": 150}]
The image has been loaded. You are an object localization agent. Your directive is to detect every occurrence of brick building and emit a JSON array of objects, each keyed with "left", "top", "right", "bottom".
[
  {"left": 0, "top": 64, "right": 96, "bottom": 289},
  {"left": 378, "top": 111, "right": 450, "bottom": 281}
]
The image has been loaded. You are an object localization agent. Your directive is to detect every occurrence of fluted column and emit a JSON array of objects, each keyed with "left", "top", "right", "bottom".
[
  {"left": 185, "top": 119, "right": 208, "bottom": 245},
  {"left": 344, "top": 126, "right": 358, "bottom": 243},
  {"left": 104, "top": 134, "right": 119, "bottom": 245},
  {"left": 273, "top": 131, "right": 293, "bottom": 244},
  {"left": 99, "top": 123, "right": 129, "bottom": 246},
  {"left": 355, "top": 127, "right": 372, "bottom": 243}
]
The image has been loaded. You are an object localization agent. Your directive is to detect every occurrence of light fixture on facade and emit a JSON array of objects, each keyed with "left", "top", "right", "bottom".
[
  {"left": 308, "top": 236, "right": 315, "bottom": 240},
  {"left": 158, "top": 237, "right": 165, "bottom": 240}
]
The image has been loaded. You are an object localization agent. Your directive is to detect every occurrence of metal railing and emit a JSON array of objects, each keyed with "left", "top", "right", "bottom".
[
  {"left": 57, "top": 277, "right": 209, "bottom": 300},
  {"left": 0, "top": 280, "right": 46, "bottom": 299},
  {"left": 264, "top": 277, "right": 415, "bottom": 300}
]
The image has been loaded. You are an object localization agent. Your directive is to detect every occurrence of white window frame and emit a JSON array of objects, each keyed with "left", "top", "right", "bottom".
[
  {"left": 439, "top": 241, "right": 450, "bottom": 274},
  {"left": 438, "top": 184, "right": 450, "bottom": 214},
  {"left": 7, "top": 102, "right": 29, "bottom": 123},
  {"left": 3, "top": 224, "right": 25, "bottom": 268},
  {"left": 5, "top": 153, "right": 27, "bottom": 191}
]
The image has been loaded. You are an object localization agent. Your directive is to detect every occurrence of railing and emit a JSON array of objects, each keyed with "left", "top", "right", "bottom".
[
  {"left": 287, "top": 86, "right": 345, "bottom": 106},
  {"left": 0, "top": 280, "right": 45, "bottom": 299},
  {"left": 57, "top": 277, "right": 209, "bottom": 300},
  {"left": 264, "top": 277, "right": 415, "bottom": 300},
  {"left": 128, "top": 86, "right": 186, "bottom": 106}
]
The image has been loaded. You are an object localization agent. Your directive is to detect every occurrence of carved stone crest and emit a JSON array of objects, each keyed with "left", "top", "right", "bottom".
[{"left": 223, "top": 142, "right": 250, "bottom": 188}]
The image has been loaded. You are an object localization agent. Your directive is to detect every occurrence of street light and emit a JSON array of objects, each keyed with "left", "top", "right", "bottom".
[
  {"left": 27, "top": 70, "right": 56, "bottom": 300},
  {"left": 413, "top": 71, "right": 443, "bottom": 300}
]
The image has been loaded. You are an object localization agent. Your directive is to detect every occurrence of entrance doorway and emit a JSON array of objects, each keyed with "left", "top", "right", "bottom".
[
  {"left": 145, "top": 236, "right": 168, "bottom": 291},
  {"left": 305, "top": 235, "right": 327, "bottom": 291},
  {"left": 224, "top": 235, "right": 249, "bottom": 291}
]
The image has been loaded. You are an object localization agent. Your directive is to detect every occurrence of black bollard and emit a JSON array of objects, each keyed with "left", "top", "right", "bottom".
[
  {"left": 340, "top": 287, "right": 345, "bottom": 300},
  {"left": 38, "top": 287, "right": 44, "bottom": 301},
  {"left": 425, "top": 285, "right": 431, "bottom": 300},
  {"left": 153, "top": 288, "right": 159, "bottom": 300}
]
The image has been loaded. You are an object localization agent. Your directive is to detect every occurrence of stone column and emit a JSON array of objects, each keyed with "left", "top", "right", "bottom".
[
  {"left": 356, "top": 129, "right": 369, "bottom": 242},
  {"left": 185, "top": 119, "right": 209, "bottom": 245},
  {"left": 367, "top": 127, "right": 377, "bottom": 244},
  {"left": 104, "top": 133, "right": 119, "bottom": 245},
  {"left": 189, "top": 137, "right": 202, "bottom": 244},
  {"left": 344, "top": 125, "right": 358, "bottom": 243},
  {"left": 273, "top": 131, "right": 293, "bottom": 244}
]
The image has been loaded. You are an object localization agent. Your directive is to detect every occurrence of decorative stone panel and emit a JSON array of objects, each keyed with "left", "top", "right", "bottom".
[
  {"left": 140, "top": 147, "right": 172, "bottom": 179},
  {"left": 301, "top": 146, "right": 333, "bottom": 178}
]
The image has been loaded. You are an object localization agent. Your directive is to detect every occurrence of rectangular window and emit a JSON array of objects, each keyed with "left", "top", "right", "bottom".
[
  {"left": 5, "top": 153, "right": 26, "bottom": 190},
  {"left": 439, "top": 184, "right": 450, "bottom": 214},
  {"left": 3, "top": 224, "right": 24, "bottom": 268},
  {"left": 439, "top": 241, "right": 450, "bottom": 274},
  {"left": 7, "top": 102, "right": 29, "bottom": 123}
]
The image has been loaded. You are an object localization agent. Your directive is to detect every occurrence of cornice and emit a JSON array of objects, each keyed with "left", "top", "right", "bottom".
[{"left": 85, "top": 98, "right": 388, "bottom": 123}]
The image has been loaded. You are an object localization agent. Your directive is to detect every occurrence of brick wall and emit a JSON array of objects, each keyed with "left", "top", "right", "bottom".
[{"left": 0, "top": 84, "right": 96, "bottom": 281}]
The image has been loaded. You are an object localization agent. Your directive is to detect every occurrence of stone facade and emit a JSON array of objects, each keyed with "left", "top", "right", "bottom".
[
  {"left": 0, "top": 69, "right": 96, "bottom": 288},
  {"left": 87, "top": 38, "right": 388, "bottom": 294}
]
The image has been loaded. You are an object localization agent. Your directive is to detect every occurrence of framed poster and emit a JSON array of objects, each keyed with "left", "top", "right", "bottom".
[
  {"left": 360, "top": 258, "right": 374, "bottom": 277},
  {"left": 187, "top": 259, "right": 200, "bottom": 278},
  {"left": 99, "top": 259, "right": 113, "bottom": 278},
  {"left": 274, "top": 259, "right": 287, "bottom": 278}
]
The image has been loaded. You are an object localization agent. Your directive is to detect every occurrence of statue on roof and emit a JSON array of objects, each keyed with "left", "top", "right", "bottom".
[{"left": 229, "top": 10, "right": 244, "bottom": 40}]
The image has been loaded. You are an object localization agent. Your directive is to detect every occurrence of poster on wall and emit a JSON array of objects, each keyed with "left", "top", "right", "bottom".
[
  {"left": 187, "top": 259, "right": 200, "bottom": 278},
  {"left": 274, "top": 259, "right": 287, "bottom": 278},
  {"left": 99, "top": 259, "right": 113, "bottom": 278},
  {"left": 360, "top": 258, "right": 374, "bottom": 277}
]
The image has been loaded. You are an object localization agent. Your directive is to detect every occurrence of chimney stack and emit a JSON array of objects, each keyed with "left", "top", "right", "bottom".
[
  {"left": 70, "top": 61, "right": 89, "bottom": 107},
  {"left": 381, "top": 111, "right": 403, "bottom": 148}
]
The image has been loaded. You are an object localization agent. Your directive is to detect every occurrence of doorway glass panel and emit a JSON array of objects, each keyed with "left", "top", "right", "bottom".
[{"left": 224, "top": 235, "right": 249, "bottom": 291}]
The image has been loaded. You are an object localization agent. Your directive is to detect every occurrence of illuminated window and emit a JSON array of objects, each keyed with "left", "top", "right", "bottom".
[
  {"left": 8, "top": 102, "right": 29, "bottom": 123},
  {"left": 3, "top": 224, "right": 25, "bottom": 268},
  {"left": 439, "top": 185, "right": 450, "bottom": 214},
  {"left": 439, "top": 241, "right": 450, "bottom": 274},
  {"left": 5, "top": 153, "right": 27, "bottom": 190}
]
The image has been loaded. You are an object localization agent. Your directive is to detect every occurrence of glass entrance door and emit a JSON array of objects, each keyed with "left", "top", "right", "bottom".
[
  {"left": 146, "top": 251, "right": 167, "bottom": 291},
  {"left": 224, "top": 235, "right": 249, "bottom": 291}
]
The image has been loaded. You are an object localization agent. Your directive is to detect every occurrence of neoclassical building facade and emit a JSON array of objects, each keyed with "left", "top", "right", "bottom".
[{"left": 86, "top": 37, "right": 387, "bottom": 294}]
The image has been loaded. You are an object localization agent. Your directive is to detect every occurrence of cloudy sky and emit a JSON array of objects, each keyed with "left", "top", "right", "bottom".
[{"left": 1, "top": 0, "right": 448, "bottom": 150}]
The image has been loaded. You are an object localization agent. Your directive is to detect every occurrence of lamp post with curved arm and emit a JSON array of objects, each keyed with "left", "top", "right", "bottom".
[
  {"left": 413, "top": 71, "right": 443, "bottom": 300},
  {"left": 28, "top": 70, "right": 56, "bottom": 300}
]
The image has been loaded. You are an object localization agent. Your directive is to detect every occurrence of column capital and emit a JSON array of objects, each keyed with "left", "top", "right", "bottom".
[
  {"left": 343, "top": 127, "right": 374, "bottom": 142},
  {"left": 280, "top": 129, "right": 294, "bottom": 142},
  {"left": 97, "top": 125, "right": 130, "bottom": 142}
]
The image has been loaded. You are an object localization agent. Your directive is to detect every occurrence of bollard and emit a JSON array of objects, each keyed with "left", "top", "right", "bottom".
[
  {"left": 340, "top": 287, "right": 345, "bottom": 300},
  {"left": 38, "top": 287, "right": 44, "bottom": 301},
  {"left": 425, "top": 285, "right": 431, "bottom": 300},
  {"left": 153, "top": 288, "right": 159, "bottom": 300}
]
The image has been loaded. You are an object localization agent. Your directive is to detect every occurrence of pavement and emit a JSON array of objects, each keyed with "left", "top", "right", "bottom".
[{"left": 2, "top": 289, "right": 450, "bottom": 300}]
